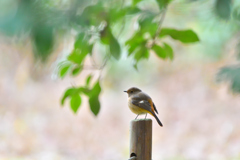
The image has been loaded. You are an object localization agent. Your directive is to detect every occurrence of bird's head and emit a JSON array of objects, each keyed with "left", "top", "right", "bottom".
[{"left": 124, "top": 87, "right": 142, "bottom": 97}]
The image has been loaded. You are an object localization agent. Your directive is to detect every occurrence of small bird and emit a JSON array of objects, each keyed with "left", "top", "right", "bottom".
[{"left": 124, "top": 87, "right": 163, "bottom": 127}]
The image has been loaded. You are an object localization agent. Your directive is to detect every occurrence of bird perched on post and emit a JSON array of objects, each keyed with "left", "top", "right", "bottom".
[{"left": 124, "top": 87, "right": 163, "bottom": 127}]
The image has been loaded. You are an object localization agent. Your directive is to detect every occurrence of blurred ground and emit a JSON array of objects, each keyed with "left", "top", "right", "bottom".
[{"left": 0, "top": 35, "right": 240, "bottom": 160}]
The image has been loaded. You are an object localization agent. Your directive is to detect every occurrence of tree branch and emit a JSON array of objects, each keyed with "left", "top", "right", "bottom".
[
  {"left": 117, "top": 0, "right": 126, "bottom": 38},
  {"left": 151, "top": 8, "right": 167, "bottom": 47}
]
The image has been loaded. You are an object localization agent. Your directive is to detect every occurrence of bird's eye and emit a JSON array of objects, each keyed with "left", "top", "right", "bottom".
[{"left": 130, "top": 91, "right": 133, "bottom": 93}]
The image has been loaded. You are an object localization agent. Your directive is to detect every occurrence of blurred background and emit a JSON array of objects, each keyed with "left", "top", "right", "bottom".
[{"left": 1, "top": 0, "right": 240, "bottom": 159}]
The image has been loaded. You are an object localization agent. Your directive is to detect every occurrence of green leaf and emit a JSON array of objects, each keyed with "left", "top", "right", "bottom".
[
  {"left": 232, "top": 6, "right": 240, "bottom": 22},
  {"left": 68, "top": 33, "right": 92, "bottom": 64},
  {"left": 79, "top": 87, "right": 91, "bottom": 95},
  {"left": 59, "top": 64, "right": 71, "bottom": 78},
  {"left": 152, "top": 44, "right": 167, "bottom": 59},
  {"left": 88, "top": 80, "right": 101, "bottom": 116},
  {"left": 100, "top": 26, "right": 121, "bottom": 59},
  {"left": 72, "top": 66, "right": 82, "bottom": 76},
  {"left": 125, "top": 32, "right": 145, "bottom": 56},
  {"left": 89, "top": 81, "right": 101, "bottom": 98},
  {"left": 32, "top": 24, "right": 54, "bottom": 61},
  {"left": 215, "top": 0, "right": 231, "bottom": 20},
  {"left": 100, "top": 26, "right": 111, "bottom": 45},
  {"left": 74, "top": 34, "right": 93, "bottom": 54},
  {"left": 126, "top": 32, "right": 144, "bottom": 47},
  {"left": 109, "top": 7, "right": 127, "bottom": 23},
  {"left": 89, "top": 96, "right": 100, "bottom": 116},
  {"left": 216, "top": 65, "right": 240, "bottom": 93},
  {"left": 127, "top": 7, "right": 141, "bottom": 14},
  {"left": 87, "top": 81, "right": 101, "bottom": 116},
  {"left": 163, "top": 43, "right": 174, "bottom": 60},
  {"left": 132, "top": 0, "right": 142, "bottom": 5},
  {"left": 76, "top": 3, "right": 106, "bottom": 26},
  {"left": 160, "top": 28, "right": 200, "bottom": 43},
  {"left": 156, "top": 0, "right": 173, "bottom": 9},
  {"left": 70, "top": 94, "right": 81, "bottom": 113},
  {"left": 61, "top": 88, "right": 79, "bottom": 105},
  {"left": 139, "top": 16, "right": 158, "bottom": 37},
  {"left": 86, "top": 75, "right": 92, "bottom": 86},
  {"left": 85, "top": 44, "right": 93, "bottom": 56},
  {"left": 74, "top": 33, "right": 85, "bottom": 49},
  {"left": 110, "top": 36, "right": 121, "bottom": 60},
  {"left": 133, "top": 63, "right": 138, "bottom": 71},
  {"left": 68, "top": 49, "right": 87, "bottom": 64},
  {"left": 134, "top": 45, "right": 149, "bottom": 62}
]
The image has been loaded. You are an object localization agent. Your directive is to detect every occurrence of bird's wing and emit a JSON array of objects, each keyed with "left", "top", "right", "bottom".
[
  {"left": 131, "top": 97, "right": 163, "bottom": 127},
  {"left": 131, "top": 98, "right": 154, "bottom": 115}
]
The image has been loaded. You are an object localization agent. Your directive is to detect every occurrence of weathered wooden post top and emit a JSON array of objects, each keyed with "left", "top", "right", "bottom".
[{"left": 129, "top": 119, "right": 152, "bottom": 160}]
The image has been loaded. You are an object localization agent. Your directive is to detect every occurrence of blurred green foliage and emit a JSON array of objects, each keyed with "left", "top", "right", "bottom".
[
  {"left": 215, "top": 0, "right": 232, "bottom": 20},
  {"left": 55, "top": 0, "right": 200, "bottom": 115},
  {"left": 61, "top": 77, "right": 101, "bottom": 115},
  {"left": 159, "top": 29, "right": 199, "bottom": 43},
  {"left": 217, "top": 65, "right": 240, "bottom": 93},
  {"left": 2, "top": 0, "right": 239, "bottom": 115}
]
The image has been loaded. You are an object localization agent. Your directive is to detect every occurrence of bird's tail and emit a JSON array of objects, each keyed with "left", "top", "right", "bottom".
[{"left": 152, "top": 112, "right": 163, "bottom": 127}]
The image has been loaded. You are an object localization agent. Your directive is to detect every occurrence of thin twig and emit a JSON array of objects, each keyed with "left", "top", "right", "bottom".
[
  {"left": 100, "top": 53, "right": 111, "bottom": 69},
  {"left": 82, "top": 65, "right": 101, "bottom": 70},
  {"left": 97, "top": 52, "right": 111, "bottom": 80},
  {"left": 117, "top": 0, "right": 126, "bottom": 38},
  {"left": 71, "top": 82, "right": 76, "bottom": 87},
  {"left": 117, "top": 18, "right": 126, "bottom": 38},
  {"left": 88, "top": 51, "right": 110, "bottom": 70},
  {"left": 151, "top": 8, "right": 167, "bottom": 47},
  {"left": 90, "top": 55, "right": 98, "bottom": 66}
]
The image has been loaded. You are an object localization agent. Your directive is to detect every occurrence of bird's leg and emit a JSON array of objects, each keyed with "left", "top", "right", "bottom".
[
  {"left": 135, "top": 114, "right": 139, "bottom": 120},
  {"left": 145, "top": 113, "right": 147, "bottom": 119}
]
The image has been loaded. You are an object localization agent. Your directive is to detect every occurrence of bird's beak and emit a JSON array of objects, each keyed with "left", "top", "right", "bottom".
[{"left": 124, "top": 91, "right": 127, "bottom": 93}]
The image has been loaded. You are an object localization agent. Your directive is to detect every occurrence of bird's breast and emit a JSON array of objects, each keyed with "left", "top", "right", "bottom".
[{"left": 128, "top": 98, "right": 147, "bottom": 115}]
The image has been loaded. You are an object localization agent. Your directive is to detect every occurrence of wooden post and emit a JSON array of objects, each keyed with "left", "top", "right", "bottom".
[{"left": 129, "top": 119, "right": 152, "bottom": 160}]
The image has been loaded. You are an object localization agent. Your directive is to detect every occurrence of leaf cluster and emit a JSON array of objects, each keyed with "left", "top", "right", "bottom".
[
  {"left": 61, "top": 75, "right": 101, "bottom": 115},
  {"left": 0, "top": 0, "right": 201, "bottom": 115},
  {"left": 217, "top": 65, "right": 240, "bottom": 93}
]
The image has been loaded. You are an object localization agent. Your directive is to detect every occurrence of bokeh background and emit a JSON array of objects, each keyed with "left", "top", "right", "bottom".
[{"left": 1, "top": 0, "right": 240, "bottom": 159}]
